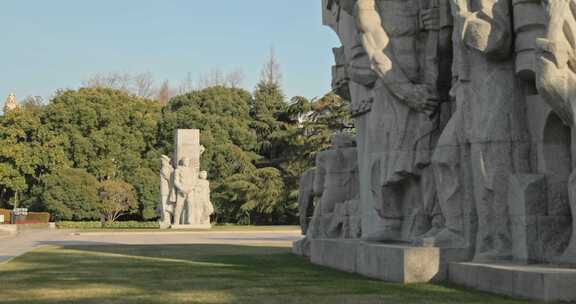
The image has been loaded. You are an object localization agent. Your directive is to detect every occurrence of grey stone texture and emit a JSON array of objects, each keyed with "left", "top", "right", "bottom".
[
  {"left": 292, "top": 0, "right": 576, "bottom": 301},
  {"left": 298, "top": 133, "right": 362, "bottom": 250},
  {"left": 159, "top": 129, "right": 213, "bottom": 228},
  {"left": 449, "top": 262, "right": 576, "bottom": 302},
  {"left": 310, "top": 239, "right": 441, "bottom": 283}
]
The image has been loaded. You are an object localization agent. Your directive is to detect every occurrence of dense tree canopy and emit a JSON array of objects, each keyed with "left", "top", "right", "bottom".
[
  {"left": 0, "top": 81, "right": 351, "bottom": 224},
  {"left": 35, "top": 168, "right": 101, "bottom": 221}
]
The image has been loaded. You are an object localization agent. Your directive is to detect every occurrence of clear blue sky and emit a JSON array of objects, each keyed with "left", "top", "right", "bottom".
[{"left": 0, "top": 0, "right": 340, "bottom": 102}]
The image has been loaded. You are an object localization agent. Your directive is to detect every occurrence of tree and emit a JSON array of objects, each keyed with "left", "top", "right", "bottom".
[
  {"left": 157, "top": 80, "right": 175, "bottom": 105},
  {"left": 214, "top": 167, "right": 285, "bottom": 224},
  {"left": 37, "top": 168, "right": 101, "bottom": 221},
  {"left": 44, "top": 88, "right": 162, "bottom": 181},
  {"left": 83, "top": 72, "right": 132, "bottom": 93},
  {"left": 260, "top": 48, "right": 282, "bottom": 87},
  {"left": 133, "top": 72, "right": 156, "bottom": 98},
  {"left": 251, "top": 50, "right": 287, "bottom": 161},
  {"left": 126, "top": 167, "right": 159, "bottom": 220},
  {"left": 196, "top": 68, "right": 246, "bottom": 90},
  {"left": 41, "top": 88, "right": 162, "bottom": 220},
  {"left": 99, "top": 180, "right": 138, "bottom": 222},
  {"left": 178, "top": 72, "right": 195, "bottom": 95},
  {"left": 0, "top": 104, "right": 68, "bottom": 208},
  {"left": 83, "top": 72, "right": 159, "bottom": 98},
  {"left": 225, "top": 68, "right": 245, "bottom": 88}
]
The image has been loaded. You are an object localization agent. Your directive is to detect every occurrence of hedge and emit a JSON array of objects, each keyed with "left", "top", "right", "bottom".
[
  {"left": 102, "top": 221, "right": 160, "bottom": 229},
  {"left": 56, "top": 221, "right": 102, "bottom": 229},
  {"left": 56, "top": 221, "right": 160, "bottom": 229}
]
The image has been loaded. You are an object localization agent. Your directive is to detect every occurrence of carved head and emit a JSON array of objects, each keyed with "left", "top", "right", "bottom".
[
  {"left": 161, "top": 155, "right": 172, "bottom": 166},
  {"left": 199, "top": 171, "right": 208, "bottom": 180},
  {"left": 331, "top": 132, "right": 356, "bottom": 148}
]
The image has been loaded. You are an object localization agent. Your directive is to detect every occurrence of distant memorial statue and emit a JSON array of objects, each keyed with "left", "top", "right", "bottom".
[
  {"left": 3, "top": 93, "right": 19, "bottom": 113},
  {"left": 158, "top": 129, "right": 213, "bottom": 229}
]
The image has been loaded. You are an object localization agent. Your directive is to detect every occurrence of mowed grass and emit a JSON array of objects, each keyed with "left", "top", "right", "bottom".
[{"left": 0, "top": 244, "right": 538, "bottom": 304}]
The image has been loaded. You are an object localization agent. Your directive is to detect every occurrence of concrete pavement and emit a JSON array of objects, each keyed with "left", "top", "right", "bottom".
[{"left": 0, "top": 228, "right": 302, "bottom": 264}]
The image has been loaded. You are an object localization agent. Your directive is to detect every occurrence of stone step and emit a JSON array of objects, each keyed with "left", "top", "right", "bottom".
[
  {"left": 449, "top": 262, "right": 576, "bottom": 302},
  {"left": 309, "top": 239, "right": 443, "bottom": 283}
]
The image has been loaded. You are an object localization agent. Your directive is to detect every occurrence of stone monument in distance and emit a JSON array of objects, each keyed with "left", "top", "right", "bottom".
[{"left": 159, "top": 129, "right": 213, "bottom": 229}]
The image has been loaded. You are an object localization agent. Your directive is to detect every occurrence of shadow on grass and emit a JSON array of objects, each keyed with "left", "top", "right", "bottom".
[{"left": 0, "top": 244, "right": 539, "bottom": 304}]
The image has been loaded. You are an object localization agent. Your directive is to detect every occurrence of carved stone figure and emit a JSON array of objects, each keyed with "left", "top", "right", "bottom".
[
  {"left": 173, "top": 157, "right": 197, "bottom": 225},
  {"left": 308, "top": 0, "right": 576, "bottom": 299},
  {"left": 428, "top": 0, "right": 531, "bottom": 261},
  {"left": 159, "top": 129, "right": 211, "bottom": 228},
  {"left": 298, "top": 168, "right": 316, "bottom": 235},
  {"left": 159, "top": 155, "right": 175, "bottom": 227},
  {"left": 331, "top": 0, "right": 452, "bottom": 243},
  {"left": 309, "top": 133, "right": 360, "bottom": 239},
  {"left": 191, "top": 171, "right": 214, "bottom": 225},
  {"left": 536, "top": 0, "right": 576, "bottom": 264}
]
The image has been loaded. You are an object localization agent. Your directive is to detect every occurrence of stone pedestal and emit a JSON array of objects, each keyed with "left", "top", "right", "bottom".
[
  {"left": 311, "top": 239, "right": 359, "bottom": 273},
  {"left": 171, "top": 224, "right": 211, "bottom": 230},
  {"left": 293, "top": 237, "right": 311, "bottom": 257},
  {"left": 309, "top": 239, "right": 442, "bottom": 283},
  {"left": 449, "top": 262, "right": 576, "bottom": 302}
]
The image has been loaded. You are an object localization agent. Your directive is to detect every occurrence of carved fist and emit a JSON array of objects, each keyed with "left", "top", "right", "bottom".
[
  {"left": 403, "top": 84, "right": 439, "bottom": 114},
  {"left": 421, "top": 8, "right": 440, "bottom": 31}
]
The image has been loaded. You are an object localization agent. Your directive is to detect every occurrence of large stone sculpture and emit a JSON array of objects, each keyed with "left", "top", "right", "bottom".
[
  {"left": 429, "top": 0, "right": 531, "bottom": 261},
  {"left": 296, "top": 0, "right": 576, "bottom": 300},
  {"left": 158, "top": 129, "right": 213, "bottom": 228},
  {"left": 298, "top": 168, "right": 316, "bottom": 235},
  {"left": 293, "top": 133, "right": 361, "bottom": 256},
  {"left": 536, "top": 0, "right": 576, "bottom": 264},
  {"left": 173, "top": 158, "right": 197, "bottom": 225},
  {"left": 331, "top": 0, "right": 453, "bottom": 243},
  {"left": 159, "top": 155, "right": 175, "bottom": 228},
  {"left": 192, "top": 171, "right": 214, "bottom": 226},
  {"left": 311, "top": 133, "right": 360, "bottom": 239}
]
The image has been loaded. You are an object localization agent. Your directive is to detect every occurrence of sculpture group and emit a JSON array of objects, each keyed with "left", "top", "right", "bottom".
[
  {"left": 296, "top": 0, "right": 576, "bottom": 300},
  {"left": 159, "top": 129, "right": 214, "bottom": 228}
]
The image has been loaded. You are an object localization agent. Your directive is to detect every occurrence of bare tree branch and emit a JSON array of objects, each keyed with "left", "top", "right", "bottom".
[
  {"left": 226, "top": 68, "right": 245, "bottom": 88},
  {"left": 260, "top": 48, "right": 282, "bottom": 86},
  {"left": 157, "top": 80, "right": 175, "bottom": 105},
  {"left": 133, "top": 71, "right": 156, "bottom": 98}
]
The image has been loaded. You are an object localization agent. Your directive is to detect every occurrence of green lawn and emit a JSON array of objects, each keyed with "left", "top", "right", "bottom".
[
  {"left": 0, "top": 244, "right": 538, "bottom": 304},
  {"left": 66, "top": 225, "right": 300, "bottom": 233}
]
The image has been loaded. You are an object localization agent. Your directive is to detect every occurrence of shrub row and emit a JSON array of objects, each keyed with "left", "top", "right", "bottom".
[
  {"left": 56, "top": 221, "right": 160, "bottom": 229},
  {"left": 56, "top": 221, "right": 102, "bottom": 229},
  {"left": 102, "top": 221, "right": 160, "bottom": 229}
]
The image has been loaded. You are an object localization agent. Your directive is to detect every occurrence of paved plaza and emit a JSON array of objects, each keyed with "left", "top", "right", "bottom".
[{"left": 0, "top": 228, "right": 302, "bottom": 264}]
